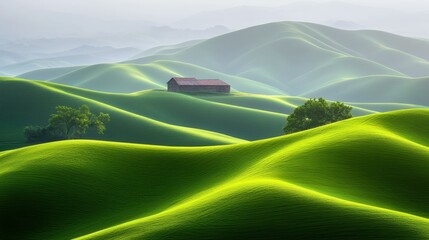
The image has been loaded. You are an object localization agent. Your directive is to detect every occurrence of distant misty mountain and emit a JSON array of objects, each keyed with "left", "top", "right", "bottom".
[
  {"left": 21, "top": 22, "right": 429, "bottom": 106},
  {"left": 173, "top": 2, "right": 429, "bottom": 39},
  {"left": 0, "top": 25, "right": 230, "bottom": 74},
  {"left": 131, "top": 40, "right": 204, "bottom": 59},
  {"left": 0, "top": 50, "right": 27, "bottom": 68},
  {"left": 0, "top": 45, "right": 141, "bottom": 75},
  {"left": 103, "top": 25, "right": 229, "bottom": 49},
  {"left": 0, "top": 38, "right": 106, "bottom": 55},
  {"left": 0, "top": 25, "right": 229, "bottom": 56}
]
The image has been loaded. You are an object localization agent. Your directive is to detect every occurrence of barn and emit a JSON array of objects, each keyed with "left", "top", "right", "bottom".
[{"left": 167, "top": 77, "right": 231, "bottom": 93}]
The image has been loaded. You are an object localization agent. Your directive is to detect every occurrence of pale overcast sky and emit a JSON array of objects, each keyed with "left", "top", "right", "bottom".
[
  {"left": 2, "top": 0, "right": 428, "bottom": 22},
  {"left": 1, "top": 0, "right": 428, "bottom": 40}
]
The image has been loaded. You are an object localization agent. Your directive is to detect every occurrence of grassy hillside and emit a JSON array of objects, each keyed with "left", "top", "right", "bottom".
[
  {"left": 2, "top": 77, "right": 425, "bottom": 151},
  {"left": 1, "top": 109, "right": 428, "bottom": 239},
  {"left": 349, "top": 102, "right": 428, "bottom": 112},
  {"left": 199, "top": 93, "right": 379, "bottom": 116},
  {"left": 41, "top": 61, "right": 283, "bottom": 94},
  {"left": 0, "top": 77, "right": 245, "bottom": 150},
  {"left": 20, "top": 22, "right": 429, "bottom": 105},
  {"left": 129, "top": 21, "right": 429, "bottom": 84},
  {"left": 302, "top": 75, "right": 429, "bottom": 105},
  {"left": 0, "top": 77, "right": 291, "bottom": 150}
]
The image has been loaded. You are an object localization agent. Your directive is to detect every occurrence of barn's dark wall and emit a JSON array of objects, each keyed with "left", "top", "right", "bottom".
[
  {"left": 167, "top": 81, "right": 180, "bottom": 92},
  {"left": 178, "top": 85, "right": 230, "bottom": 93},
  {"left": 167, "top": 80, "right": 230, "bottom": 93}
]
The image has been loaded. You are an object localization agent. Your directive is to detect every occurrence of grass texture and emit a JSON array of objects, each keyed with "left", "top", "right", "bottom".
[{"left": 0, "top": 109, "right": 428, "bottom": 239}]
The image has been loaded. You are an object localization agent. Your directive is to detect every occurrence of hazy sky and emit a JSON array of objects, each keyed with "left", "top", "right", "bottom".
[
  {"left": 1, "top": 0, "right": 429, "bottom": 43},
  {"left": 2, "top": 0, "right": 428, "bottom": 22}
]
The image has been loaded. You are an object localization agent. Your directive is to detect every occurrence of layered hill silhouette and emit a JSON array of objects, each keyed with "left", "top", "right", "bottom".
[
  {"left": 0, "top": 49, "right": 27, "bottom": 68},
  {"left": 0, "top": 77, "right": 245, "bottom": 150},
  {"left": 19, "top": 61, "right": 283, "bottom": 94},
  {"left": 1, "top": 109, "right": 428, "bottom": 239},
  {"left": 2, "top": 21, "right": 429, "bottom": 240},
  {"left": 19, "top": 22, "right": 429, "bottom": 105},
  {"left": 3, "top": 77, "right": 425, "bottom": 151},
  {"left": 0, "top": 46, "right": 140, "bottom": 76}
]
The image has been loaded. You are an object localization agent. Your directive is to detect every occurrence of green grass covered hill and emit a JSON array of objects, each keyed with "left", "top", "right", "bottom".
[
  {"left": 2, "top": 77, "right": 426, "bottom": 151},
  {"left": 19, "top": 22, "right": 429, "bottom": 105},
  {"left": 302, "top": 75, "right": 429, "bottom": 105},
  {"left": 0, "top": 77, "right": 289, "bottom": 151},
  {"left": 0, "top": 77, "right": 245, "bottom": 150},
  {"left": 1, "top": 109, "right": 428, "bottom": 239},
  {"left": 18, "top": 66, "right": 84, "bottom": 80},
  {"left": 19, "top": 61, "right": 283, "bottom": 94},
  {"left": 127, "top": 22, "right": 429, "bottom": 104}
]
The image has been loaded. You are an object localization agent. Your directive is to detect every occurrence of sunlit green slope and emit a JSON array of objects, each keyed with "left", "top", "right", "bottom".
[
  {"left": 0, "top": 77, "right": 244, "bottom": 150},
  {"left": 1, "top": 109, "right": 428, "bottom": 239},
  {"left": 21, "top": 61, "right": 281, "bottom": 94}
]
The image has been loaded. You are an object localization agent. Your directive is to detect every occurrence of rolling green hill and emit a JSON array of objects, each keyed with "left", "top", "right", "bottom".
[
  {"left": 1, "top": 109, "right": 428, "bottom": 239},
  {"left": 302, "top": 75, "right": 429, "bottom": 105},
  {"left": 0, "top": 55, "right": 106, "bottom": 75},
  {"left": 0, "top": 77, "right": 290, "bottom": 151},
  {"left": 18, "top": 66, "right": 84, "bottom": 80},
  {"left": 19, "top": 22, "right": 429, "bottom": 105},
  {"left": 131, "top": 39, "right": 203, "bottom": 59},
  {"left": 127, "top": 22, "right": 429, "bottom": 100},
  {"left": 0, "top": 77, "right": 245, "bottom": 150},
  {"left": 29, "top": 61, "right": 283, "bottom": 94},
  {"left": 2, "top": 77, "right": 426, "bottom": 151}
]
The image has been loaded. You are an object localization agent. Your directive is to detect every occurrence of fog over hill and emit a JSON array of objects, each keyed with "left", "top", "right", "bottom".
[
  {"left": 173, "top": 2, "right": 429, "bottom": 38},
  {"left": 1, "top": 0, "right": 428, "bottom": 53},
  {"left": 16, "top": 22, "right": 429, "bottom": 107}
]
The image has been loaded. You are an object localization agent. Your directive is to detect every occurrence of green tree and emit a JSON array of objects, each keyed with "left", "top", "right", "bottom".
[
  {"left": 23, "top": 126, "right": 54, "bottom": 142},
  {"left": 24, "top": 105, "right": 110, "bottom": 142},
  {"left": 284, "top": 98, "right": 352, "bottom": 134}
]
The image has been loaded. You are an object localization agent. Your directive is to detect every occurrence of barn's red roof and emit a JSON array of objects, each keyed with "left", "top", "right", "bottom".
[{"left": 169, "top": 77, "right": 230, "bottom": 86}]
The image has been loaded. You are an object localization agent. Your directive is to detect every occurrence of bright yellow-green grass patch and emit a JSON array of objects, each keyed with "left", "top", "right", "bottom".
[{"left": 1, "top": 109, "right": 428, "bottom": 239}]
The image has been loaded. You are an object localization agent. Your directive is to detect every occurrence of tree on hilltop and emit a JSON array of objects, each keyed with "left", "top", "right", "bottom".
[
  {"left": 284, "top": 98, "right": 352, "bottom": 134},
  {"left": 24, "top": 104, "right": 110, "bottom": 142}
]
